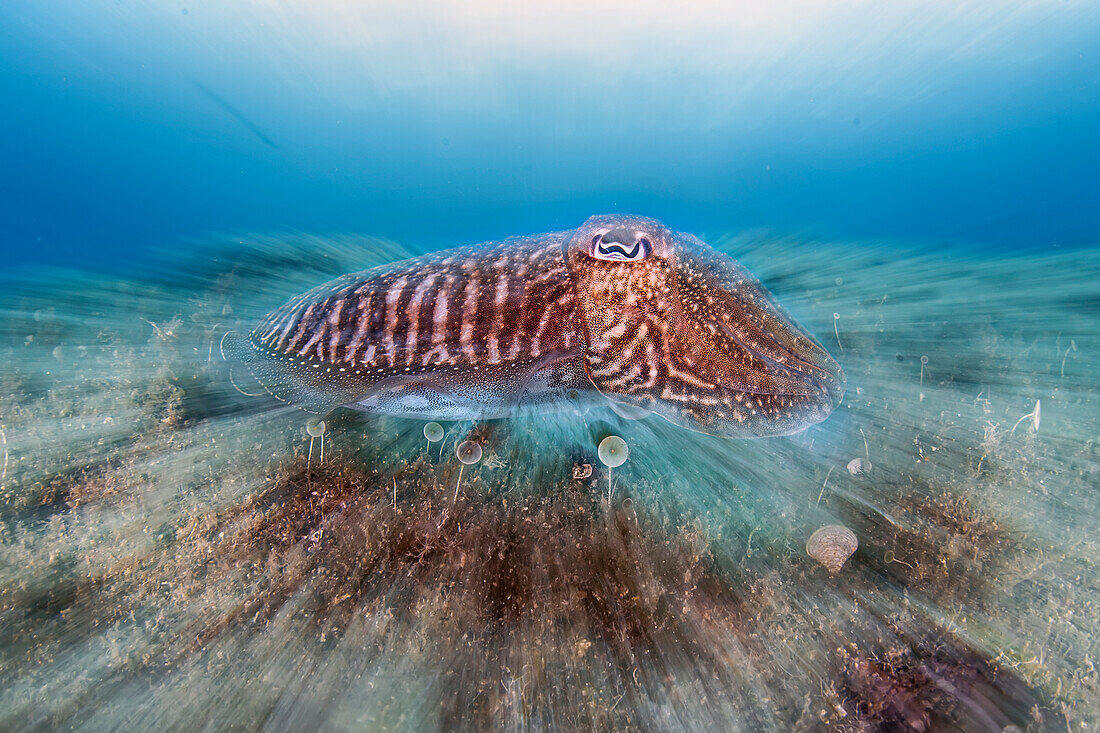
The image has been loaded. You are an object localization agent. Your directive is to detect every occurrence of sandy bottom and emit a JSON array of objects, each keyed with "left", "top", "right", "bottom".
[{"left": 1, "top": 233, "right": 1096, "bottom": 731}]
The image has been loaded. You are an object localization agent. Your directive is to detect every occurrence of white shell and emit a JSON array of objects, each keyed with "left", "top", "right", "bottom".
[
  {"left": 846, "top": 457, "right": 869, "bottom": 475},
  {"left": 806, "top": 525, "right": 859, "bottom": 574}
]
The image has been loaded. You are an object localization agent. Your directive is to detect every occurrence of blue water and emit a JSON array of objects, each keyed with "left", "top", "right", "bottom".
[{"left": 2, "top": 1, "right": 1098, "bottom": 273}]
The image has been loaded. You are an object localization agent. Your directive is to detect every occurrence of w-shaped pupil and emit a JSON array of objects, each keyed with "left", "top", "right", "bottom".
[{"left": 596, "top": 227, "right": 644, "bottom": 259}]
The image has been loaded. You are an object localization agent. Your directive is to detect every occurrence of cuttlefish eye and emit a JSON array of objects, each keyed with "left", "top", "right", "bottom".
[{"left": 589, "top": 227, "right": 652, "bottom": 262}]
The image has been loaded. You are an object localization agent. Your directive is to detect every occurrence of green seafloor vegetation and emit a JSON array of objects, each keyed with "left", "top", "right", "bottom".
[{"left": 1, "top": 233, "right": 1097, "bottom": 731}]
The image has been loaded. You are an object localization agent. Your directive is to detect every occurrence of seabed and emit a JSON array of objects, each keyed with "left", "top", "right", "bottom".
[{"left": 1, "top": 233, "right": 1097, "bottom": 731}]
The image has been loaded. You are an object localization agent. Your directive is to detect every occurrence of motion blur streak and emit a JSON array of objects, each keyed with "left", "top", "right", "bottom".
[
  {"left": 1, "top": 233, "right": 1096, "bottom": 729},
  {"left": 2, "top": 0, "right": 1098, "bottom": 729}
]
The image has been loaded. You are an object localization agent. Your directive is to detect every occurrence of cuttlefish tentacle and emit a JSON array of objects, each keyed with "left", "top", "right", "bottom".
[{"left": 225, "top": 215, "right": 844, "bottom": 438}]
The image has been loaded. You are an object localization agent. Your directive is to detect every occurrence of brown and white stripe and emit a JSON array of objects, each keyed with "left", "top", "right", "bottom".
[{"left": 251, "top": 235, "right": 579, "bottom": 383}]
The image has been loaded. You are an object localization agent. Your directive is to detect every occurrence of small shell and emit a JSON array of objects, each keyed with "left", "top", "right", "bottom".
[
  {"left": 572, "top": 463, "right": 593, "bottom": 479},
  {"left": 846, "top": 457, "right": 869, "bottom": 475},
  {"left": 806, "top": 525, "right": 859, "bottom": 574}
]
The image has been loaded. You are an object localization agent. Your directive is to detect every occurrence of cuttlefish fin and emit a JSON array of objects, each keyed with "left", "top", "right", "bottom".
[{"left": 220, "top": 330, "right": 370, "bottom": 414}]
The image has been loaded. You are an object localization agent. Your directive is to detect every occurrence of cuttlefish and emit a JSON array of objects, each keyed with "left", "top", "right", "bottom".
[{"left": 222, "top": 215, "right": 844, "bottom": 437}]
